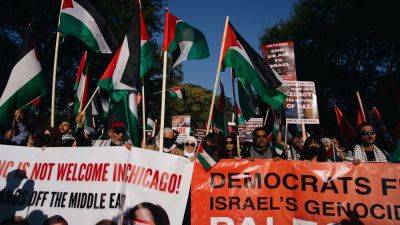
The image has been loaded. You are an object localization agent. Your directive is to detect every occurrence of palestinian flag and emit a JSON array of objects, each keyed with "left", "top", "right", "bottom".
[
  {"left": 73, "top": 51, "right": 90, "bottom": 115},
  {"left": 108, "top": 91, "right": 140, "bottom": 146},
  {"left": 234, "top": 104, "right": 246, "bottom": 125},
  {"left": 355, "top": 91, "right": 366, "bottom": 127},
  {"left": 140, "top": 11, "right": 154, "bottom": 78},
  {"left": 221, "top": 22, "right": 287, "bottom": 110},
  {"left": 0, "top": 31, "right": 46, "bottom": 127},
  {"left": 162, "top": 10, "right": 210, "bottom": 67},
  {"left": 146, "top": 118, "right": 155, "bottom": 131},
  {"left": 98, "top": 0, "right": 141, "bottom": 101},
  {"left": 20, "top": 96, "right": 41, "bottom": 116},
  {"left": 197, "top": 144, "right": 220, "bottom": 170},
  {"left": 58, "top": 0, "right": 117, "bottom": 53},
  {"left": 212, "top": 81, "right": 228, "bottom": 136},
  {"left": 237, "top": 78, "right": 260, "bottom": 120},
  {"left": 168, "top": 87, "right": 186, "bottom": 100},
  {"left": 334, "top": 105, "right": 357, "bottom": 149}
]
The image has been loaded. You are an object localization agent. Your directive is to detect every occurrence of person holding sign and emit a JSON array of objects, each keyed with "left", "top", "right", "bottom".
[{"left": 350, "top": 122, "right": 389, "bottom": 164}]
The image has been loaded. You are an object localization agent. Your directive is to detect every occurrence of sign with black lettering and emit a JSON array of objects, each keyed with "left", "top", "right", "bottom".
[
  {"left": 284, "top": 81, "right": 319, "bottom": 124},
  {"left": 191, "top": 160, "right": 400, "bottom": 225},
  {"left": 262, "top": 41, "right": 297, "bottom": 81},
  {"left": 0, "top": 146, "right": 193, "bottom": 225}
]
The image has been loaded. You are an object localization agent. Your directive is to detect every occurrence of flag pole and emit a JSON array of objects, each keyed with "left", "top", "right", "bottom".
[
  {"left": 356, "top": 91, "right": 366, "bottom": 120},
  {"left": 51, "top": 0, "right": 65, "bottom": 127},
  {"left": 141, "top": 79, "right": 147, "bottom": 147},
  {"left": 81, "top": 86, "right": 99, "bottom": 113},
  {"left": 206, "top": 16, "right": 229, "bottom": 134},
  {"left": 230, "top": 69, "right": 240, "bottom": 156},
  {"left": 159, "top": 50, "right": 168, "bottom": 152},
  {"left": 263, "top": 106, "right": 270, "bottom": 126}
]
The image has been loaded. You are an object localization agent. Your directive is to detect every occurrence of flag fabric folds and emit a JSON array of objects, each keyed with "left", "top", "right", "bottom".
[
  {"left": 0, "top": 31, "right": 47, "bottom": 127},
  {"left": 108, "top": 91, "right": 140, "bottom": 147},
  {"left": 334, "top": 105, "right": 357, "bottom": 149},
  {"left": 221, "top": 22, "right": 287, "bottom": 110},
  {"left": 58, "top": 0, "right": 117, "bottom": 53},
  {"left": 355, "top": 91, "right": 366, "bottom": 127},
  {"left": 98, "top": 0, "right": 141, "bottom": 101},
  {"left": 139, "top": 11, "right": 154, "bottom": 78},
  {"left": 237, "top": 78, "right": 260, "bottom": 120},
  {"left": 197, "top": 144, "right": 220, "bottom": 170},
  {"left": 73, "top": 51, "right": 90, "bottom": 115},
  {"left": 162, "top": 10, "right": 210, "bottom": 67},
  {"left": 212, "top": 81, "right": 228, "bottom": 136},
  {"left": 168, "top": 87, "right": 186, "bottom": 100}
]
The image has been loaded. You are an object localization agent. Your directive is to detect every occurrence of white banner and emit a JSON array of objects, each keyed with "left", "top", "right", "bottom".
[{"left": 0, "top": 145, "right": 194, "bottom": 225}]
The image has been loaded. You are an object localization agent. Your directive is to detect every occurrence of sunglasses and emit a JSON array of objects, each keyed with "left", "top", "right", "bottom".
[
  {"left": 185, "top": 142, "right": 196, "bottom": 147},
  {"left": 361, "top": 130, "right": 375, "bottom": 136},
  {"left": 225, "top": 141, "right": 234, "bottom": 144},
  {"left": 255, "top": 135, "right": 267, "bottom": 139}
]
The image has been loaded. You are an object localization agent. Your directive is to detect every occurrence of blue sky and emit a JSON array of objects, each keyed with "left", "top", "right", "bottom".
[{"left": 164, "top": 0, "right": 296, "bottom": 98}]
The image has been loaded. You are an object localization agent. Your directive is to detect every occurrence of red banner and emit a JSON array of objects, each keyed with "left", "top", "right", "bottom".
[{"left": 191, "top": 160, "right": 400, "bottom": 225}]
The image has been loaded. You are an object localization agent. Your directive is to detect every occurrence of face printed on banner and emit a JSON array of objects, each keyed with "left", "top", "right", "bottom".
[
  {"left": 132, "top": 209, "right": 156, "bottom": 225},
  {"left": 253, "top": 129, "right": 268, "bottom": 148},
  {"left": 361, "top": 125, "right": 376, "bottom": 145}
]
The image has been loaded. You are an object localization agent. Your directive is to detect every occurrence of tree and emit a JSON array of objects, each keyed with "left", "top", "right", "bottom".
[
  {"left": 0, "top": 0, "right": 164, "bottom": 127},
  {"left": 259, "top": 0, "right": 400, "bottom": 136}
]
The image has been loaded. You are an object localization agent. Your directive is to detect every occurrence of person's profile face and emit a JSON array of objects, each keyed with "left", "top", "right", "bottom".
[{"left": 134, "top": 208, "right": 155, "bottom": 224}]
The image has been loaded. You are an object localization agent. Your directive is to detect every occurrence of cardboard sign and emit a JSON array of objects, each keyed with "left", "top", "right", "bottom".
[
  {"left": 263, "top": 41, "right": 297, "bottom": 81},
  {"left": 172, "top": 115, "right": 191, "bottom": 143},
  {"left": 284, "top": 81, "right": 319, "bottom": 124}
]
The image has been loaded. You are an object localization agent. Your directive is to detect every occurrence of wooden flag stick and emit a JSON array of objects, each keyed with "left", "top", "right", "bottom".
[
  {"left": 206, "top": 16, "right": 230, "bottom": 134},
  {"left": 159, "top": 50, "right": 168, "bottom": 152},
  {"left": 50, "top": 0, "right": 65, "bottom": 127},
  {"left": 356, "top": 91, "right": 366, "bottom": 121},
  {"left": 141, "top": 79, "right": 147, "bottom": 146},
  {"left": 81, "top": 86, "right": 99, "bottom": 113},
  {"left": 230, "top": 68, "right": 241, "bottom": 157}
]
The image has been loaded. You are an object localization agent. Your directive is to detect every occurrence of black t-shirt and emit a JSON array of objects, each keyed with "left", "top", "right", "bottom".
[{"left": 365, "top": 150, "right": 375, "bottom": 161}]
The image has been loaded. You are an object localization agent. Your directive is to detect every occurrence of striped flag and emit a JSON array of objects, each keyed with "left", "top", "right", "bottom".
[
  {"left": 73, "top": 51, "right": 90, "bottom": 115},
  {"left": 197, "top": 144, "right": 220, "bottom": 170},
  {"left": 0, "top": 31, "right": 46, "bottom": 127},
  {"left": 58, "top": 0, "right": 117, "bottom": 53},
  {"left": 162, "top": 9, "right": 210, "bottom": 67},
  {"left": 139, "top": 11, "right": 154, "bottom": 78},
  {"left": 220, "top": 22, "right": 287, "bottom": 110},
  {"left": 98, "top": 0, "right": 141, "bottom": 101},
  {"left": 168, "top": 87, "right": 186, "bottom": 100}
]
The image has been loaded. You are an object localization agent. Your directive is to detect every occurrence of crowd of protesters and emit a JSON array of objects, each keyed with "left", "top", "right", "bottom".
[{"left": 0, "top": 108, "right": 397, "bottom": 165}]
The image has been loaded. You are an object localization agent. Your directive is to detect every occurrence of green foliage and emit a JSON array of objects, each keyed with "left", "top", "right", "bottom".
[{"left": 259, "top": 0, "right": 400, "bottom": 133}]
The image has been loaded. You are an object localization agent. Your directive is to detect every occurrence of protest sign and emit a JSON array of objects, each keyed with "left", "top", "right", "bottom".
[
  {"left": 0, "top": 145, "right": 193, "bottom": 225},
  {"left": 245, "top": 118, "right": 264, "bottom": 142},
  {"left": 172, "top": 115, "right": 191, "bottom": 143},
  {"left": 194, "top": 128, "right": 207, "bottom": 144},
  {"left": 191, "top": 160, "right": 400, "bottom": 225},
  {"left": 262, "top": 41, "right": 297, "bottom": 81},
  {"left": 284, "top": 81, "right": 319, "bottom": 124}
]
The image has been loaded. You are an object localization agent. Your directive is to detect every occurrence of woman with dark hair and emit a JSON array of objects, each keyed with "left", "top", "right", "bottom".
[
  {"left": 42, "top": 215, "right": 68, "bottom": 225},
  {"left": 123, "top": 202, "right": 170, "bottom": 225},
  {"left": 301, "top": 136, "right": 329, "bottom": 162},
  {"left": 219, "top": 135, "right": 237, "bottom": 159}
]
